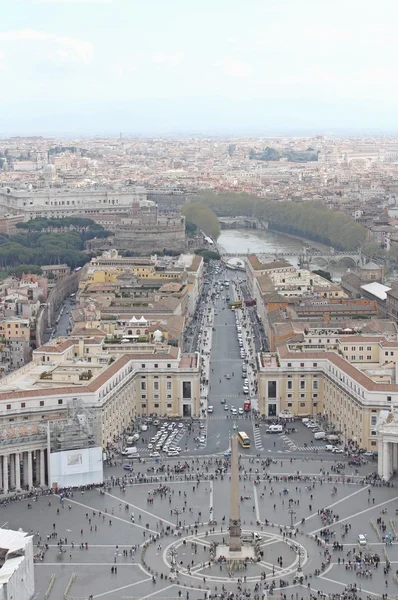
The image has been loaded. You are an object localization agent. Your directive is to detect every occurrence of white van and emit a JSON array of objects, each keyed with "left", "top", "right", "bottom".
[
  {"left": 266, "top": 424, "right": 283, "bottom": 433},
  {"left": 325, "top": 445, "right": 334, "bottom": 452},
  {"left": 314, "top": 431, "right": 326, "bottom": 440},
  {"left": 121, "top": 446, "right": 138, "bottom": 456},
  {"left": 126, "top": 434, "right": 139, "bottom": 445}
]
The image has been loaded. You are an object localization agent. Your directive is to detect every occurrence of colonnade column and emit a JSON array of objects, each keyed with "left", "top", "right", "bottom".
[
  {"left": 3, "top": 455, "right": 8, "bottom": 495},
  {"left": 15, "top": 452, "right": 21, "bottom": 490},
  {"left": 10, "top": 454, "right": 15, "bottom": 489},
  {"left": 23, "top": 452, "right": 28, "bottom": 488},
  {"left": 40, "top": 449, "right": 46, "bottom": 487},
  {"left": 0, "top": 456, "right": 3, "bottom": 490},
  {"left": 383, "top": 441, "right": 390, "bottom": 480},
  {"left": 27, "top": 451, "right": 33, "bottom": 490}
]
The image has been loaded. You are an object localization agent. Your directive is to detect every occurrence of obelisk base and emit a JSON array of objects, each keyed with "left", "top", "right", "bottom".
[
  {"left": 229, "top": 522, "right": 242, "bottom": 551},
  {"left": 215, "top": 543, "right": 256, "bottom": 562}
]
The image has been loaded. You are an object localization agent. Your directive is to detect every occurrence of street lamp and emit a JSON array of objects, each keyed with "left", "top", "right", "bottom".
[
  {"left": 287, "top": 508, "right": 296, "bottom": 530},
  {"left": 295, "top": 545, "right": 304, "bottom": 574},
  {"left": 173, "top": 507, "right": 182, "bottom": 529}
]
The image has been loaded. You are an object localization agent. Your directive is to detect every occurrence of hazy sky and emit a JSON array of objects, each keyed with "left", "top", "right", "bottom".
[{"left": 1, "top": 0, "right": 398, "bottom": 135}]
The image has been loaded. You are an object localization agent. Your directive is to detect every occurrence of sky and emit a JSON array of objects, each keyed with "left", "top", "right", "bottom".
[{"left": 1, "top": 0, "right": 398, "bottom": 135}]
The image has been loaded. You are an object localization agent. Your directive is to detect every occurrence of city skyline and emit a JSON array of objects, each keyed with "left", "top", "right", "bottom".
[{"left": 1, "top": 0, "right": 398, "bottom": 134}]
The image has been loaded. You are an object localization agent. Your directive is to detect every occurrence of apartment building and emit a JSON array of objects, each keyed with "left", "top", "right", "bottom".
[
  {"left": 257, "top": 334, "right": 398, "bottom": 451},
  {"left": 0, "top": 335, "right": 200, "bottom": 492}
]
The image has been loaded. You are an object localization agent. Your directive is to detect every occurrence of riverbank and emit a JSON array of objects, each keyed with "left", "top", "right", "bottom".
[{"left": 265, "top": 226, "right": 331, "bottom": 254}]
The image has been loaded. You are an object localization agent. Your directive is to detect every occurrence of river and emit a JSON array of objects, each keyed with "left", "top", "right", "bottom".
[{"left": 217, "top": 228, "right": 347, "bottom": 279}]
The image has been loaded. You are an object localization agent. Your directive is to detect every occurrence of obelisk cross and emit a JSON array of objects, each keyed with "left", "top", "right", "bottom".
[{"left": 229, "top": 433, "right": 242, "bottom": 551}]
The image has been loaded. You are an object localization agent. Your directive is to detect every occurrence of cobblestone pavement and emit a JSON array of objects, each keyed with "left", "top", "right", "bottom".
[{"left": 2, "top": 456, "right": 397, "bottom": 600}]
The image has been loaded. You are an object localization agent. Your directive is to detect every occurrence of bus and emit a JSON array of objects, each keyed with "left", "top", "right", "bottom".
[
  {"left": 238, "top": 431, "right": 251, "bottom": 448},
  {"left": 229, "top": 301, "right": 243, "bottom": 309},
  {"left": 243, "top": 399, "right": 251, "bottom": 412},
  {"left": 245, "top": 298, "right": 256, "bottom": 307}
]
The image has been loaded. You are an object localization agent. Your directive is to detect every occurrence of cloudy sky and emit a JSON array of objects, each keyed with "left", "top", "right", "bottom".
[{"left": 1, "top": 0, "right": 398, "bottom": 135}]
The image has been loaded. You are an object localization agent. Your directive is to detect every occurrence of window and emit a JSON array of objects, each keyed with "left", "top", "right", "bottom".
[
  {"left": 6, "top": 404, "right": 11, "bottom": 410},
  {"left": 287, "top": 380, "right": 293, "bottom": 390},
  {"left": 154, "top": 403, "right": 159, "bottom": 408},
  {"left": 300, "top": 380, "right": 306, "bottom": 390},
  {"left": 40, "top": 400, "right": 44, "bottom": 406},
  {"left": 371, "top": 441, "right": 377, "bottom": 446},
  {"left": 387, "top": 396, "right": 392, "bottom": 402},
  {"left": 313, "top": 363, "right": 317, "bottom": 367},
  {"left": 141, "top": 403, "right": 146, "bottom": 408},
  {"left": 182, "top": 381, "right": 192, "bottom": 399},
  {"left": 141, "top": 381, "right": 146, "bottom": 391},
  {"left": 313, "top": 393, "right": 318, "bottom": 398},
  {"left": 300, "top": 393, "right": 305, "bottom": 398},
  {"left": 167, "top": 394, "right": 172, "bottom": 399},
  {"left": 287, "top": 363, "right": 292, "bottom": 367},
  {"left": 300, "top": 402, "right": 306, "bottom": 407},
  {"left": 153, "top": 381, "right": 159, "bottom": 391},
  {"left": 58, "top": 399, "right": 63, "bottom": 405},
  {"left": 367, "top": 346, "right": 371, "bottom": 351},
  {"left": 287, "top": 402, "right": 292, "bottom": 407},
  {"left": 313, "top": 402, "right": 318, "bottom": 407},
  {"left": 141, "top": 394, "right": 147, "bottom": 400},
  {"left": 167, "top": 363, "right": 171, "bottom": 368},
  {"left": 371, "top": 430, "right": 377, "bottom": 436},
  {"left": 371, "top": 415, "right": 377, "bottom": 427},
  {"left": 344, "top": 346, "right": 348, "bottom": 351},
  {"left": 359, "top": 355, "right": 363, "bottom": 361},
  {"left": 167, "top": 403, "right": 172, "bottom": 408},
  {"left": 367, "top": 355, "right": 371, "bottom": 360},
  {"left": 154, "top": 363, "right": 158, "bottom": 369},
  {"left": 21, "top": 402, "right": 25, "bottom": 408},
  {"left": 154, "top": 394, "right": 159, "bottom": 400},
  {"left": 141, "top": 364, "right": 146, "bottom": 369},
  {"left": 287, "top": 393, "right": 292, "bottom": 398},
  {"left": 268, "top": 381, "right": 277, "bottom": 398},
  {"left": 313, "top": 380, "right": 319, "bottom": 390},
  {"left": 166, "top": 381, "right": 172, "bottom": 391},
  {"left": 300, "top": 363, "right": 304, "bottom": 367}
]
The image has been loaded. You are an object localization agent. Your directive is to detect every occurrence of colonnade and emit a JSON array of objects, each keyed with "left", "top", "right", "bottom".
[
  {"left": 378, "top": 438, "right": 398, "bottom": 481},
  {"left": 0, "top": 448, "right": 47, "bottom": 494}
]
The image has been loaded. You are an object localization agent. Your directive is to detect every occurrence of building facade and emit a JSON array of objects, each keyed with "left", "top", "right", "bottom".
[{"left": 0, "top": 335, "right": 200, "bottom": 493}]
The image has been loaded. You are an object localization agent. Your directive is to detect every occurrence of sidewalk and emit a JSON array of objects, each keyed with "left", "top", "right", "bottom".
[{"left": 198, "top": 307, "right": 214, "bottom": 417}]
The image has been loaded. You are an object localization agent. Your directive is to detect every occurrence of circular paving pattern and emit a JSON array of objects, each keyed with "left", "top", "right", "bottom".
[{"left": 142, "top": 522, "right": 322, "bottom": 590}]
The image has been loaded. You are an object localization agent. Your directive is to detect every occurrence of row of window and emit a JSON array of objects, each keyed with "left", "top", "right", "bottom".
[
  {"left": 343, "top": 346, "right": 373, "bottom": 351},
  {"left": 141, "top": 381, "right": 173, "bottom": 392},
  {"left": 7, "top": 398, "right": 64, "bottom": 410}
]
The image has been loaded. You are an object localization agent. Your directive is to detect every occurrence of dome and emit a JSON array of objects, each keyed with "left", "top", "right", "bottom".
[{"left": 153, "top": 329, "right": 162, "bottom": 342}]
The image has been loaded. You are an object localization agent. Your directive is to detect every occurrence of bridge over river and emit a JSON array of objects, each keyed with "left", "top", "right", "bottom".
[{"left": 220, "top": 248, "right": 364, "bottom": 268}]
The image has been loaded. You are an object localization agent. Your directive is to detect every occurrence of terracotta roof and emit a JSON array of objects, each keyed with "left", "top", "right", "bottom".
[
  {"left": 0, "top": 348, "right": 183, "bottom": 402},
  {"left": 186, "top": 255, "right": 203, "bottom": 272},
  {"left": 37, "top": 340, "right": 74, "bottom": 353},
  {"left": 159, "top": 282, "right": 184, "bottom": 293},
  {"left": 275, "top": 344, "right": 398, "bottom": 392}
]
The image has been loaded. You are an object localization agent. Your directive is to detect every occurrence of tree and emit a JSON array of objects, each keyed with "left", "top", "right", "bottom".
[{"left": 181, "top": 204, "right": 220, "bottom": 240}]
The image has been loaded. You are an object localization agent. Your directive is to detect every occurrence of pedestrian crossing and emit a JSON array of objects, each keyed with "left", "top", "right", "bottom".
[
  {"left": 279, "top": 434, "right": 326, "bottom": 452},
  {"left": 211, "top": 358, "right": 243, "bottom": 362},
  {"left": 208, "top": 415, "right": 252, "bottom": 420},
  {"left": 280, "top": 434, "right": 296, "bottom": 450},
  {"left": 211, "top": 393, "right": 243, "bottom": 399},
  {"left": 252, "top": 423, "right": 264, "bottom": 451}
]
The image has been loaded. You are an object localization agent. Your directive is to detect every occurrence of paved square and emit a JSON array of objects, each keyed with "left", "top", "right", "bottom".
[{"left": 2, "top": 456, "right": 398, "bottom": 599}]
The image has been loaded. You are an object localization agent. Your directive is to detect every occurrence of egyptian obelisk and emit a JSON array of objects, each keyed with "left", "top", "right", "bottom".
[{"left": 229, "top": 433, "right": 242, "bottom": 551}]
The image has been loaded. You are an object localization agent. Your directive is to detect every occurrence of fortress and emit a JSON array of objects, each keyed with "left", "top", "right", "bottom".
[{"left": 87, "top": 201, "right": 186, "bottom": 253}]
